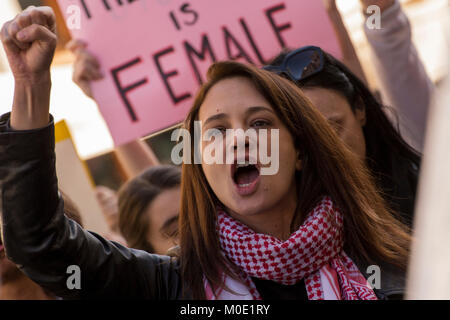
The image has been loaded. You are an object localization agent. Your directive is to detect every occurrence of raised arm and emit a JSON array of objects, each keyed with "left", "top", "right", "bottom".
[
  {"left": 322, "top": 0, "right": 368, "bottom": 85},
  {"left": 0, "top": 6, "right": 181, "bottom": 299},
  {"left": 361, "top": 0, "right": 433, "bottom": 151}
]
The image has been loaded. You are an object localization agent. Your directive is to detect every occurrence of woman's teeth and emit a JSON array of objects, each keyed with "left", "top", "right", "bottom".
[
  {"left": 238, "top": 182, "right": 252, "bottom": 187},
  {"left": 236, "top": 162, "right": 253, "bottom": 168}
]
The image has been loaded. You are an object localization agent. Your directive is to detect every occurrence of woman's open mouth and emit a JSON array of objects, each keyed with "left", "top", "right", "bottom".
[{"left": 231, "top": 161, "right": 260, "bottom": 196}]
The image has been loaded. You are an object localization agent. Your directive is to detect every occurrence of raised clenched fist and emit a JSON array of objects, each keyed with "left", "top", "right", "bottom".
[
  {"left": 1, "top": 6, "right": 57, "bottom": 130},
  {"left": 1, "top": 6, "right": 57, "bottom": 83}
]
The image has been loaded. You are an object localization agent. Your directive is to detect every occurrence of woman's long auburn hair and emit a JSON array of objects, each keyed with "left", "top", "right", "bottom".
[{"left": 179, "top": 61, "right": 411, "bottom": 299}]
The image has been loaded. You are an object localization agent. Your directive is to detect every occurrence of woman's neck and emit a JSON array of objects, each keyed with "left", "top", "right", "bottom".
[
  {"left": 244, "top": 209, "right": 295, "bottom": 241},
  {"left": 228, "top": 186, "right": 298, "bottom": 241}
]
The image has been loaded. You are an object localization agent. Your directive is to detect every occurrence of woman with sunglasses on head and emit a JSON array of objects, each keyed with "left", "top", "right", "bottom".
[
  {"left": 266, "top": 46, "right": 421, "bottom": 231},
  {"left": 322, "top": 0, "right": 433, "bottom": 151},
  {"left": 0, "top": 7, "right": 410, "bottom": 300}
]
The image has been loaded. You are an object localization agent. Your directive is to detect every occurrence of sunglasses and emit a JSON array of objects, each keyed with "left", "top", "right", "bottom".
[{"left": 263, "top": 46, "right": 325, "bottom": 82}]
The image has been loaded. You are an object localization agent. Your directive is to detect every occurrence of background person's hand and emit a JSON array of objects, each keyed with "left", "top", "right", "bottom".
[
  {"left": 66, "top": 39, "right": 103, "bottom": 99},
  {"left": 95, "top": 185, "right": 120, "bottom": 232},
  {"left": 95, "top": 185, "right": 128, "bottom": 246},
  {"left": 1, "top": 6, "right": 57, "bottom": 130},
  {"left": 360, "top": 0, "right": 395, "bottom": 14}
]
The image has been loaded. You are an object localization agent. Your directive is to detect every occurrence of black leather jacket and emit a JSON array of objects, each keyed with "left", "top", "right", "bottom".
[{"left": 0, "top": 113, "right": 405, "bottom": 300}]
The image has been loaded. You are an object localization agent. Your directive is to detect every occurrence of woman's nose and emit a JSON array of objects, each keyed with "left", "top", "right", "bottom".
[{"left": 225, "top": 127, "right": 258, "bottom": 157}]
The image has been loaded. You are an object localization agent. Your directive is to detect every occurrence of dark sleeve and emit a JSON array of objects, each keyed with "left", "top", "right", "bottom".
[{"left": 0, "top": 113, "right": 183, "bottom": 299}]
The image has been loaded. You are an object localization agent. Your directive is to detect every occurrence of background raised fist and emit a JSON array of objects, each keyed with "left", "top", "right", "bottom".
[{"left": 66, "top": 39, "right": 104, "bottom": 99}]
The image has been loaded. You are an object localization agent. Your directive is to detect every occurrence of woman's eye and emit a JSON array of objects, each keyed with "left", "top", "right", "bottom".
[
  {"left": 164, "top": 227, "right": 178, "bottom": 239},
  {"left": 251, "top": 120, "right": 270, "bottom": 128},
  {"left": 212, "top": 127, "right": 227, "bottom": 135},
  {"left": 204, "top": 127, "right": 226, "bottom": 139}
]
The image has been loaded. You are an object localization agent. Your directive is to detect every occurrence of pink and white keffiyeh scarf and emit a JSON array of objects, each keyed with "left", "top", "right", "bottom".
[{"left": 205, "top": 196, "right": 377, "bottom": 300}]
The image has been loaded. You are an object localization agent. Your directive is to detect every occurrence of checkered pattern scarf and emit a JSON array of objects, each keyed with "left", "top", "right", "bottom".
[{"left": 207, "top": 196, "right": 377, "bottom": 300}]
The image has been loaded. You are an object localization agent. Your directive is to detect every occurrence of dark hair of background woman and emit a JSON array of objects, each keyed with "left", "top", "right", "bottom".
[{"left": 118, "top": 165, "right": 181, "bottom": 253}]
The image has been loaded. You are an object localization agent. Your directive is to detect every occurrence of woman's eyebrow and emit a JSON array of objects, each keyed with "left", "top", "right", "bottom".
[
  {"left": 203, "top": 106, "right": 273, "bottom": 128},
  {"left": 245, "top": 106, "right": 274, "bottom": 116},
  {"left": 203, "top": 113, "right": 228, "bottom": 127}
]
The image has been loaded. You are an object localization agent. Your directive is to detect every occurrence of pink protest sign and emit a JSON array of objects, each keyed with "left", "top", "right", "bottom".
[{"left": 57, "top": 0, "right": 341, "bottom": 145}]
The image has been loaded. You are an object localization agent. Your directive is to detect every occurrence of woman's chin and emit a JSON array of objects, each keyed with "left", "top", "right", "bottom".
[{"left": 226, "top": 195, "right": 269, "bottom": 218}]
